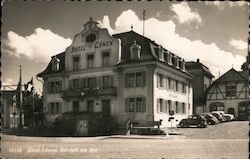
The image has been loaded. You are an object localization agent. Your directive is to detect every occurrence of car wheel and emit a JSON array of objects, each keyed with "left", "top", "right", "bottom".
[
  {"left": 180, "top": 123, "right": 185, "bottom": 128},
  {"left": 198, "top": 123, "right": 202, "bottom": 128}
]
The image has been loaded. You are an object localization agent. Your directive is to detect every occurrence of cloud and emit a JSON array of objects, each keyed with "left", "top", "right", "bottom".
[
  {"left": 3, "top": 28, "right": 72, "bottom": 62},
  {"left": 98, "top": 15, "right": 115, "bottom": 35},
  {"left": 229, "top": 39, "right": 248, "bottom": 50},
  {"left": 205, "top": 1, "right": 249, "bottom": 10},
  {"left": 2, "top": 78, "right": 14, "bottom": 85},
  {"left": 99, "top": 9, "right": 246, "bottom": 79},
  {"left": 170, "top": 2, "right": 202, "bottom": 25}
]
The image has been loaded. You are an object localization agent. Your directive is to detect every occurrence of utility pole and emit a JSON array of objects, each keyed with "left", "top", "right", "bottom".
[{"left": 18, "top": 65, "right": 23, "bottom": 128}]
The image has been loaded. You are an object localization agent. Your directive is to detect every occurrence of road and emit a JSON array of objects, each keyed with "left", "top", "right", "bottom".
[{"left": 1, "top": 121, "right": 249, "bottom": 159}]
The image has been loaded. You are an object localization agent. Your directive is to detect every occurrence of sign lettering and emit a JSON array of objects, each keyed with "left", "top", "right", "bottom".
[
  {"left": 71, "top": 41, "right": 113, "bottom": 53},
  {"left": 95, "top": 41, "right": 112, "bottom": 48}
]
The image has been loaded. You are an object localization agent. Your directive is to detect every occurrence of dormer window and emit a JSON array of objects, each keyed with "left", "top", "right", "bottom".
[
  {"left": 172, "top": 55, "right": 177, "bottom": 67},
  {"left": 51, "top": 56, "right": 60, "bottom": 72},
  {"left": 176, "top": 57, "right": 180, "bottom": 69},
  {"left": 129, "top": 41, "right": 141, "bottom": 60},
  {"left": 157, "top": 45, "right": 164, "bottom": 61},
  {"left": 86, "top": 33, "right": 96, "bottom": 43},
  {"left": 167, "top": 52, "right": 172, "bottom": 65}
]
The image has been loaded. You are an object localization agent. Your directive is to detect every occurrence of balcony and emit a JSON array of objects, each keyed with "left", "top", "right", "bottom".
[{"left": 60, "top": 87, "right": 117, "bottom": 99}]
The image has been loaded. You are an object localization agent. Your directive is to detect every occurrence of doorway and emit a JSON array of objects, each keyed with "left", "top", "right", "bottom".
[
  {"left": 102, "top": 100, "right": 111, "bottom": 117},
  {"left": 228, "top": 108, "right": 235, "bottom": 116},
  {"left": 77, "top": 120, "right": 88, "bottom": 136}
]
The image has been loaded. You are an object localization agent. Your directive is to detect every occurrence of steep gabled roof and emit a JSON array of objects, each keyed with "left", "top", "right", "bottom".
[
  {"left": 37, "top": 52, "right": 65, "bottom": 77},
  {"left": 215, "top": 68, "right": 248, "bottom": 83},
  {"left": 186, "top": 61, "right": 214, "bottom": 78}
]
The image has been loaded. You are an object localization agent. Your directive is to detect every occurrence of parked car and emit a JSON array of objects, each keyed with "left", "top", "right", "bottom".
[
  {"left": 202, "top": 113, "right": 219, "bottom": 125},
  {"left": 211, "top": 112, "right": 225, "bottom": 122},
  {"left": 211, "top": 111, "right": 235, "bottom": 122},
  {"left": 179, "top": 115, "right": 207, "bottom": 128}
]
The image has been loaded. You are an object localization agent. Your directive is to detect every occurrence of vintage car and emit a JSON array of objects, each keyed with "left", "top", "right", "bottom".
[
  {"left": 202, "top": 113, "right": 219, "bottom": 125},
  {"left": 211, "top": 112, "right": 225, "bottom": 122},
  {"left": 179, "top": 115, "right": 207, "bottom": 128},
  {"left": 211, "top": 111, "right": 235, "bottom": 121}
]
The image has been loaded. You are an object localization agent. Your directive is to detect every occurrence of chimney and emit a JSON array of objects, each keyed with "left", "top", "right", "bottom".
[{"left": 197, "top": 59, "right": 200, "bottom": 63}]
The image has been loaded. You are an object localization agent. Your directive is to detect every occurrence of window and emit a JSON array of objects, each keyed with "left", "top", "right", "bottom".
[
  {"left": 129, "top": 98, "right": 135, "bottom": 112},
  {"left": 168, "top": 53, "right": 172, "bottom": 65},
  {"left": 73, "top": 56, "right": 80, "bottom": 70},
  {"left": 49, "top": 81, "right": 62, "bottom": 93},
  {"left": 103, "top": 52, "right": 110, "bottom": 66},
  {"left": 157, "top": 73, "right": 164, "bottom": 88},
  {"left": 73, "top": 79, "right": 79, "bottom": 89},
  {"left": 175, "top": 102, "right": 179, "bottom": 113},
  {"left": 166, "top": 77, "right": 169, "bottom": 90},
  {"left": 175, "top": 80, "right": 180, "bottom": 92},
  {"left": 51, "top": 103, "right": 55, "bottom": 114},
  {"left": 87, "top": 55, "right": 94, "bottom": 68},
  {"left": 130, "top": 41, "right": 141, "bottom": 60},
  {"left": 226, "top": 83, "right": 236, "bottom": 97},
  {"left": 182, "top": 83, "right": 186, "bottom": 94},
  {"left": 86, "top": 34, "right": 96, "bottom": 42},
  {"left": 157, "top": 98, "right": 164, "bottom": 113},
  {"left": 155, "top": 46, "right": 164, "bottom": 61},
  {"left": 87, "top": 100, "right": 94, "bottom": 112},
  {"left": 103, "top": 76, "right": 110, "bottom": 88},
  {"left": 173, "top": 80, "right": 178, "bottom": 91},
  {"left": 136, "top": 98, "right": 144, "bottom": 112},
  {"left": 182, "top": 103, "right": 186, "bottom": 114},
  {"left": 52, "top": 56, "right": 60, "bottom": 71},
  {"left": 49, "top": 102, "right": 61, "bottom": 114},
  {"left": 129, "top": 73, "right": 136, "bottom": 87},
  {"left": 136, "top": 72, "right": 143, "bottom": 87},
  {"left": 125, "top": 97, "right": 145, "bottom": 113},
  {"left": 73, "top": 101, "right": 79, "bottom": 113},
  {"left": 170, "top": 79, "right": 176, "bottom": 91},
  {"left": 125, "top": 72, "right": 145, "bottom": 88},
  {"left": 55, "top": 103, "right": 60, "bottom": 114},
  {"left": 168, "top": 78, "right": 172, "bottom": 90},
  {"left": 168, "top": 100, "right": 173, "bottom": 112},
  {"left": 87, "top": 78, "right": 96, "bottom": 88}
]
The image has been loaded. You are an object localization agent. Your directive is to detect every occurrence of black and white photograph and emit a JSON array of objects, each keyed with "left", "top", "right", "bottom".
[{"left": 1, "top": 1, "right": 249, "bottom": 159}]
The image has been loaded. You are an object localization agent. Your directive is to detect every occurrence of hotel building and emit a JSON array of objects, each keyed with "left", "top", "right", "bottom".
[{"left": 37, "top": 18, "right": 193, "bottom": 131}]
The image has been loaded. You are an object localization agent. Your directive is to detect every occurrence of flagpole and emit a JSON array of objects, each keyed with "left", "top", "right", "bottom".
[{"left": 143, "top": 9, "right": 145, "bottom": 36}]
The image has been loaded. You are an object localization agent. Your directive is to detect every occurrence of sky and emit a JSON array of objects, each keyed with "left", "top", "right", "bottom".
[{"left": 1, "top": 1, "right": 249, "bottom": 94}]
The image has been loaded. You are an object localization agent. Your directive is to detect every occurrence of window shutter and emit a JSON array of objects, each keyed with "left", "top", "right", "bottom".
[
  {"left": 157, "top": 74, "right": 159, "bottom": 87},
  {"left": 163, "top": 75, "right": 166, "bottom": 89},
  {"left": 47, "top": 103, "right": 51, "bottom": 114},
  {"left": 69, "top": 80, "right": 73, "bottom": 90},
  {"left": 142, "top": 97, "right": 146, "bottom": 112},
  {"left": 125, "top": 73, "right": 129, "bottom": 88},
  {"left": 165, "top": 100, "right": 168, "bottom": 114},
  {"left": 59, "top": 81, "right": 62, "bottom": 91},
  {"left": 93, "top": 77, "right": 97, "bottom": 88},
  {"left": 157, "top": 98, "right": 160, "bottom": 113},
  {"left": 142, "top": 71, "right": 146, "bottom": 87},
  {"left": 125, "top": 98, "right": 129, "bottom": 112},
  {"left": 96, "top": 76, "right": 102, "bottom": 88},
  {"left": 59, "top": 103, "right": 62, "bottom": 113},
  {"left": 82, "top": 78, "right": 86, "bottom": 88},
  {"left": 110, "top": 75, "right": 114, "bottom": 87}
]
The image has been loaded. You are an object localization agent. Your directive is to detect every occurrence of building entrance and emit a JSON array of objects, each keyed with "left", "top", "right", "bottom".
[{"left": 102, "top": 100, "right": 111, "bottom": 117}]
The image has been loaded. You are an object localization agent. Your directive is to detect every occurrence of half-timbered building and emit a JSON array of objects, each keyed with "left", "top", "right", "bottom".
[{"left": 206, "top": 68, "right": 249, "bottom": 120}]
